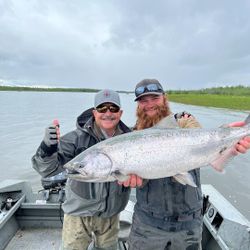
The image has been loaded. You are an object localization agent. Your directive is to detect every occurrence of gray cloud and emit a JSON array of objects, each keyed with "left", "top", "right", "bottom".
[{"left": 0, "top": 0, "right": 250, "bottom": 90}]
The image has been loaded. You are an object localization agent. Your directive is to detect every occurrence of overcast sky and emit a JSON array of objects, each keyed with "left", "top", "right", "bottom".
[{"left": 1, "top": 0, "right": 250, "bottom": 91}]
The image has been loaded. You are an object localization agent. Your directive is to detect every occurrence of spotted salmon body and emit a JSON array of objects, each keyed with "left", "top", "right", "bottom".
[{"left": 64, "top": 114, "right": 250, "bottom": 186}]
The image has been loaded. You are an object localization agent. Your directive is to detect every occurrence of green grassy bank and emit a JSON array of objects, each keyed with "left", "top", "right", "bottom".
[{"left": 168, "top": 93, "right": 250, "bottom": 111}]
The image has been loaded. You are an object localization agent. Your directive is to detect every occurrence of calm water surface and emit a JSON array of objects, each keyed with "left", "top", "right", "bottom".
[{"left": 0, "top": 91, "right": 249, "bottom": 220}]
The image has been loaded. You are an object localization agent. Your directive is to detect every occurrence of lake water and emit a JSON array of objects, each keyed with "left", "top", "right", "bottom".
[{"left": 0, "top": 91, "right": 249, "bottom": 220}]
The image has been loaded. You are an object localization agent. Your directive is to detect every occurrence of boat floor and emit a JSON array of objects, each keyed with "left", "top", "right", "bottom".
[
  {"left": 5, "top": 228, "right": 62, "bottom": 250},
  {"left": 5, "top": 228, "right": 128, "bottom": 250}
]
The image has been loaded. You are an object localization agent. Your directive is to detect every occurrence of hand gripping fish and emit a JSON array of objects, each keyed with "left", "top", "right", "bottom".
[{"left": 64, "top": 114, "right": 250, "bottom": 186}]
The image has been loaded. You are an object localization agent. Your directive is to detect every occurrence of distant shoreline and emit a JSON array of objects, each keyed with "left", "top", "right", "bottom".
[
  {"left": 1, "top": 85, "right": 250, "bottom": 111},
  {"left": 0, "top": 86, "right": 132, "bottom": 94}
]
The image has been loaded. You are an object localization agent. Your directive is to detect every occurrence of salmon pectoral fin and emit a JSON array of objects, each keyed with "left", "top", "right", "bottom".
[
  {"left": 210, "top": 146, "right": 238, "bottom": 172},
  {"left": 111, "top": 170, "right": 130, "bottom": 182}
]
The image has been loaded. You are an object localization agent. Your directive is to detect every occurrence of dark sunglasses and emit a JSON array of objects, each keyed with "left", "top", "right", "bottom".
[
  {"left": 96, "top": 104, "right": 120, "bottom": 113},
  {"left": 135, "top": 83, "right": 163, "bottom": 97}
]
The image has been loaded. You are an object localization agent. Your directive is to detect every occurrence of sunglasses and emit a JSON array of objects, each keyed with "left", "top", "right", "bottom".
[
  {"left": 135, "top": 83, "right": 163, "bottom": 97},
  {"left": 96, "top": 104, "right": 120, "bottom": 113}
]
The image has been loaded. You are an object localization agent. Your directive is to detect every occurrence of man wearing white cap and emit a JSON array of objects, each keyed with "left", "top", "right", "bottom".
[{"left": 32, "top": 89, "right": 131, "bottom": 250}]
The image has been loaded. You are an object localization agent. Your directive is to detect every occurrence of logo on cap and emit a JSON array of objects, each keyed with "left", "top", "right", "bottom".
[{"left": 103, "top": 90, "right": 110, "bottom": 98}]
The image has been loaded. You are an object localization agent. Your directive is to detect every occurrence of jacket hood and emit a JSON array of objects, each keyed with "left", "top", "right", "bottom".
[{"left": 76, "top": 107, "right": 94, "bottom": 129}]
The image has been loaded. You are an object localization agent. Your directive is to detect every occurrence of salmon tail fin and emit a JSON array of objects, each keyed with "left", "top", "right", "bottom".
[
  {"left": 244, "top": 114, "right": 250, "bottom": 124},
  {"left": 210, "top": 147, "right": 238, "bottom": 172}
]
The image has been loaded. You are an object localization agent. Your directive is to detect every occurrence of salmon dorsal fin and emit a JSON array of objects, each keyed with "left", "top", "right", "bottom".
[{"left": 153, "top": 114, "right": 179, "bottom": 129}]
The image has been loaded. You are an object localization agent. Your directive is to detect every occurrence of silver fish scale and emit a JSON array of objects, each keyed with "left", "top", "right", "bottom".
[
  {"left": 96, "top": 127, "right": 249, "bottom": 179},
  {"left": 64, "top": 124, "right": 250, "bottom": 181}
]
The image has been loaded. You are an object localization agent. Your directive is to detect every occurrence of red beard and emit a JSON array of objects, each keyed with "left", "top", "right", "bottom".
[{"left": 135, "top": 101, "right": 171, "bottom": 130}]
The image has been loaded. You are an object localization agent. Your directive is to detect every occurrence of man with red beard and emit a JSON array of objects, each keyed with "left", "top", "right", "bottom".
[{"left": 122, "top": 79, "right": 250, "bottom": 250}]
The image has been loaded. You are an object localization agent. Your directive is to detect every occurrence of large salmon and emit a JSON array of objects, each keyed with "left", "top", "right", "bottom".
[{"left": 64, "top": 114, "right": 250, "bottom": 186}]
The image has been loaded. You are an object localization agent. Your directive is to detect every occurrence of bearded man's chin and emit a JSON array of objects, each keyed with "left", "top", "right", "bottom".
[{"left": 136, "top": 104, "right": 170, "bottom": 130}]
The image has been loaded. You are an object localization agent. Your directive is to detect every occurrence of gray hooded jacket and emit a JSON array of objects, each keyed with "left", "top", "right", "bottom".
[{"left": 32, "top": 108, "right": 131, "bottom": 217}]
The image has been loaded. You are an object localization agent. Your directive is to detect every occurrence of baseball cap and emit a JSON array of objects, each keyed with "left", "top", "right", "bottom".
[
  {"left": 134, "top": 79, "right": 164, "bottom": 101},
  {"left": 94, "top": 89, "right": 121, "bottom": 108}
]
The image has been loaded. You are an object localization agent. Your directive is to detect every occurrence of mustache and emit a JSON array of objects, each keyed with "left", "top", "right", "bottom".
[
  {"left": 101, "top": 115, "right": 116, "bottom": 121},
  {"left": 143, "top": 106, "right": 158, "bottom": 111},
  {"left": 141, "top": 104, "right": 165, "bottom": 114}
]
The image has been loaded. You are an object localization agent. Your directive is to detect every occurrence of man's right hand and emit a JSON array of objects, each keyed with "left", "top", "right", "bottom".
[
  {"left": 43, "top": 120, "right": 60, "bottom": 147},
  {"left": 41, "top": 119, "right": 60, "bottom": 156},
  {"left": 118, "top": 174, "right": 143, "bottom": 188}
]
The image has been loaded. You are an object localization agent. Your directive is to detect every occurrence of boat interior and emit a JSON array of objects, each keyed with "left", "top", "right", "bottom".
[{"left": 0, "top": 180, "right": 250, "bottom": 250}]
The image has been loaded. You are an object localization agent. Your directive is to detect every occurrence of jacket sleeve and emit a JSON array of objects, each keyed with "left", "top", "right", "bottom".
[{"left": 31, "top": 131, "right": 78, "bottom": 178}]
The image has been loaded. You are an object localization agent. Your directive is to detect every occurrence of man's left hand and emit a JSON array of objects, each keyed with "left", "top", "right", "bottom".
[
  {"left": 228, "top": 121, "right": 250, "bottom": 154},
  {"left": 118, "top": 174, "right": 143, "bottom": 188}
]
